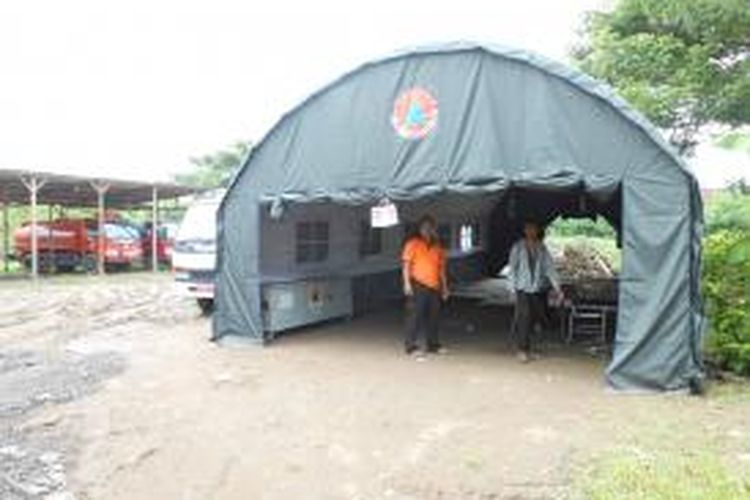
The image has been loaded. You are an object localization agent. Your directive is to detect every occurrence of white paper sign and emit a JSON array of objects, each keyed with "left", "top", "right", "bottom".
[{"left": 370, "top": 202, "right": 399, "bottom": 228}]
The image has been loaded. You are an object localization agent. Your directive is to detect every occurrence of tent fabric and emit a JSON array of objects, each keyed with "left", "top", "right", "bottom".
[{"left": 214, "top": 42, "right": 705, "bottom": 391}]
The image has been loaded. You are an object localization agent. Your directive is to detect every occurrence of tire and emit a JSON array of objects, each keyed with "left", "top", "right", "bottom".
[
  {"left": 105, "top": 263, "right": 128, "bottom": 273},
  {"left": 38, "top": 253, "right": 54, "bottom": 273},
  {"left": 82, "top": 255, "right": 97, "bottom": 274},
  {"left": 55, "top": 252, "right": 80, "bottom": 273},
  {"left": 197, "top": 298, "right": 214, "bottom": 316}
]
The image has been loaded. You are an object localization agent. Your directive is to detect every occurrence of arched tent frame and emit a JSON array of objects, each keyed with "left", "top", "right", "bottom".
[{"left": 215, "top": 42, "right": 705, "bottom": 391}]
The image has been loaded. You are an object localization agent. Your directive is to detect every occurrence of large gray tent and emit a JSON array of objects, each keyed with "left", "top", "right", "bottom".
[{"left": 214, "top": 43, "right": 705, "bottom": 391}]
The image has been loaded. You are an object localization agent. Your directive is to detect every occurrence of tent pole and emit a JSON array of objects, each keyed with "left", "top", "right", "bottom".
[
  {"left": 90, "top": 181, "right": 110, "bottom": 275},
  {"left": 151, "top": 185, "right": 159, "bottom": 272}
]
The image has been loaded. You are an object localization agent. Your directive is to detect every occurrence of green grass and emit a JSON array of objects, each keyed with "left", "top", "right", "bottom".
[
  {"left": 712, "top": 380, "right": 750, "bottom": 404},
  {"left": 577, "top": 448, "right": 750, "bottom": 500},
  {"left": 574, "top": 382, "right": 750, "bottom": 499},
  {"left": 0, "top": 259, "right": 23, "bottom": 274},
  {"left": 0, "top": 268, "right": 172, "bottom": 290}
]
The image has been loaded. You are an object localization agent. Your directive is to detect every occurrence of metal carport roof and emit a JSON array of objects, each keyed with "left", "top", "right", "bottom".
[
  {"left": 0, "top": 168, "right": 197, "bottom": 207},
  {"left": 1, "top": 168, "right": 200, "bottom": 277}
]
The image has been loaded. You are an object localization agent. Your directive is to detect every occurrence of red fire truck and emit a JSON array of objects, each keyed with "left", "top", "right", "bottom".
[{"left": 14, "top": 218, "right": 143, "bottom": 272}]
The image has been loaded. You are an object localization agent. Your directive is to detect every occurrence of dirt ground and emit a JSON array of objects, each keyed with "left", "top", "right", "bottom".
[{"left": 0, "top": 274, "right": 748, "bottom": 500}]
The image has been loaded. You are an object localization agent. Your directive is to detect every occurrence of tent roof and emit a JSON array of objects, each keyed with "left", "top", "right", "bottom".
[
  {"left": 0, "top": 168, "right": 198, "bottom": 208},
  {"left": 231, "top": 41, "right": 697, "bottom": 205}
]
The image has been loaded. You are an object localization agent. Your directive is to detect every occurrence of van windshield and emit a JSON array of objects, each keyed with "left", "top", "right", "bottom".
[{"left": 176, "top": 202, "right": 218, "bottom": 242}]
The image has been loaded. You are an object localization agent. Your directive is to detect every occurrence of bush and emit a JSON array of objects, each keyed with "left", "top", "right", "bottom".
[
  {"left": 547, "top": 216, "right": 616, "bottom": 239},
  {"left": 705, "top": 191, "right": 750, "bottom": 233},
  {"left": 703, "top": 229, "right": 750, "bottom": 375}
]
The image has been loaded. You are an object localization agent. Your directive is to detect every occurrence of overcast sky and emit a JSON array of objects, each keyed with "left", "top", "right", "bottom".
[{"left": 1, "top": 0, "right": 745, "bottom": 187}]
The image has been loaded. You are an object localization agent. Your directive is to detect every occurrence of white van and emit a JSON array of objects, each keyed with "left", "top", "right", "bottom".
[{"left": 172, "top": 189, "right": 225, "bottom": 314}]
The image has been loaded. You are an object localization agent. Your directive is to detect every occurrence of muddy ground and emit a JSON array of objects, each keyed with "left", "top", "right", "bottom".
[{"left": 0, "top": 274, "right": 747, "bottom": 500}]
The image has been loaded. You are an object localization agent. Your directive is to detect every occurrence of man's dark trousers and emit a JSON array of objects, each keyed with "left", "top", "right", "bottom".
[
  {"left": 406, "top": 281, "right": 441, "bottom": 352},
  {"left": 514, "top": 291, "right": 547, "bottom": 353}
]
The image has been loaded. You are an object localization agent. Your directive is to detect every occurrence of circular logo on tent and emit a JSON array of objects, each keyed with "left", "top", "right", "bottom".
[{"left": 391, "top": 87, "right": 438, "bottom": 139}]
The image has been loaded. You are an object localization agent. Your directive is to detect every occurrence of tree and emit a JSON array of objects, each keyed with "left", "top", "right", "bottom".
[
  {"left": 573, "top": 0, "right": 750, "bottom": 154},
  {"left": 715, "top": 129, "right": 750, "bottom": 154},
  {"left": 175, "top": 141, "right": 252, "bottom": 189}
]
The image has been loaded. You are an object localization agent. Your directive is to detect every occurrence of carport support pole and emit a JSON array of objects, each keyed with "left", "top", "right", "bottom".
[
  {"left": 151, "top": 186, "right": 158, "bottom": 272},
  {"left": 2, "top": 197, "right": 8, "bottom": 273},
  {"left": 20, "top": 175, "right": 46, "bottom": 280},
  {"left": 30, "top": 179, "right": 38, "bottom": 278},
  {"left": 91, "top": 181, "right": 110, "bottom": 275}
]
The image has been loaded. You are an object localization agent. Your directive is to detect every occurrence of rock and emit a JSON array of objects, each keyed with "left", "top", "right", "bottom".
[
  {"left": 34, "top": 393, "right": 53, "bottom": 403},
  {"left": 40, "top": 414, "right": 63, "bottom": 428},
  {"left": 727, "top": 428, "right": 744, "bottom": 439},
  {"left": 213, "top": 372, "right": 233, "bottom": 384},
  {"left": 0, "top": 444, "right": 24, "bottom": 458},
  {"left": 45, "top": 491, "right": 76, "bottom": 500},
  {"left": 39, "top": 451, "right": 61, "bottom": 464}
]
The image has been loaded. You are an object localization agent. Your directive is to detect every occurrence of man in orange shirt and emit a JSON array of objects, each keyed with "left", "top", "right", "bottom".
[{"left": 402, "top": 215, "right": 449, "bottom": 356}]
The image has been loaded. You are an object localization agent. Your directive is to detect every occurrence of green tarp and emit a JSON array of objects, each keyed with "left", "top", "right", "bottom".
[{"left": 214, "top": 42, "right": 705, "bottom": 391}]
